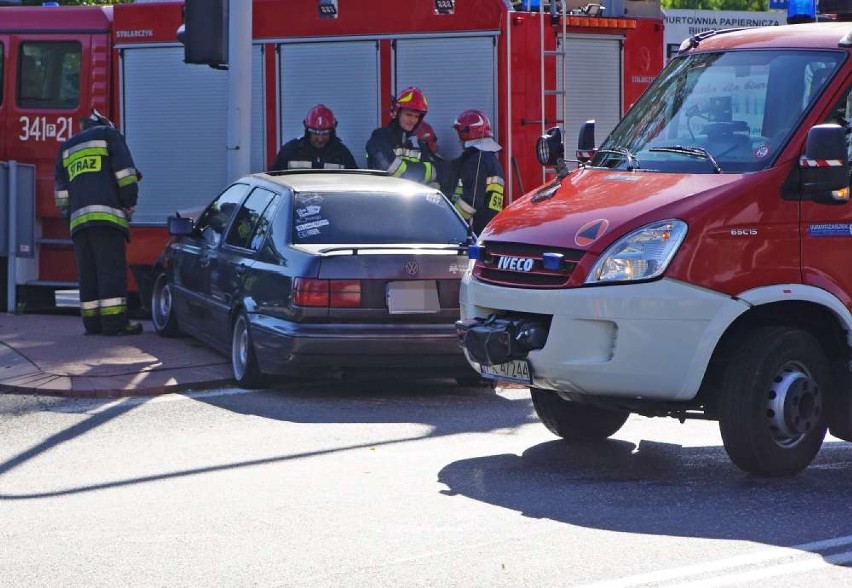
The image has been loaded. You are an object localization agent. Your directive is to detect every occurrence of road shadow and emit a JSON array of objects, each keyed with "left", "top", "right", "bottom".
[
  {"left": 192, "top": 377, "right": 538, "bottom": 437},
  {"left": 437, "top": 437, "right": 852, "bottom": 556}
]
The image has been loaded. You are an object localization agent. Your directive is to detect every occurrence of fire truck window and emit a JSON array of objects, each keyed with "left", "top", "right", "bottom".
[
  {"left": 17, "top": 41, "right": 81, "bottom": 109},
  {"left": 823, "top": 86, "right": 852, "bottom": 163}
]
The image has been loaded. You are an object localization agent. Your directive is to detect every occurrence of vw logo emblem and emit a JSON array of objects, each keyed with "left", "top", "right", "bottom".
[{"left": 404, "top": 260, "right": 419, "bottom": 276}]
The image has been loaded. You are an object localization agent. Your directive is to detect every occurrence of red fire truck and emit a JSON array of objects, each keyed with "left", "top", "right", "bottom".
[
  {"left": 456, "top": 18, "right": 852, "bottom": 476},
  {"left": 0, "top": 0, "right": 663, "bottom": 312}
]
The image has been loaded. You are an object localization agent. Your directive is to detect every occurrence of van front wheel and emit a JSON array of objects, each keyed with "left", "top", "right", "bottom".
[
  {"left": 531, "top": 389, "right": 629, "bottom": 441},
  {"left": 718, "top": 327, "right": 829, "bottom": 477}
]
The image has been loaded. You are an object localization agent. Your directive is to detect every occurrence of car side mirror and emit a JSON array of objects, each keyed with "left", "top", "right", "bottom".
[
  {"left": 535, "top": 126, "right": 564, "bottom": 167},
  {"left": 576, "top": 120, "right": 596, "bottom": 162},
  {"left": 801, "top": 124, "right": 850, "bottom": 204},
  {"left": 168, "top": 214, "right": 194, "bottom": 236}
]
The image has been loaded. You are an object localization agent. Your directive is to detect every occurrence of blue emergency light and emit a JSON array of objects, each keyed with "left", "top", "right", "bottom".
[
  {"left": 468, "top": 244, "right": 483, "bottom": 260},
  {"left": 787, "top": 0, "right": 816, "bottom": 23},
  {"left": 542, "top": 252, "right": 563, "bottom": 271}
]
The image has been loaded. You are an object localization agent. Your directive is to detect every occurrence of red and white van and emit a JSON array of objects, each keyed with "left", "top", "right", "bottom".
[{"left": 458, "top": 22, "right": 852, "bottom": 476}]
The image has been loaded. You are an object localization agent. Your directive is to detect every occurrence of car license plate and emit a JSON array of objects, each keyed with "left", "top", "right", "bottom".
[{"left": 480, "top": 359, "right": 532, "bottom": 385}]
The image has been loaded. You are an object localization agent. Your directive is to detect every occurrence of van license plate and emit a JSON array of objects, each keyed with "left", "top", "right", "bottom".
[{"left": 480, "top": 359, "right": 532, "bottom": 385}]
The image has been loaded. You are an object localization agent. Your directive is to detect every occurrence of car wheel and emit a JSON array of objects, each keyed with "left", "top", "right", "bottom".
[
  {"left": 151, "top": 272, "right": 180, "bottom": 337},
  {"left": 231, "top": 310, "right": 267, "bottom": 389},
  {"left": 718, "top": 326, "right": 828, "bottom": 477},
  {"left": 531, "top": 388, "right": 629, "bottom": 441}
]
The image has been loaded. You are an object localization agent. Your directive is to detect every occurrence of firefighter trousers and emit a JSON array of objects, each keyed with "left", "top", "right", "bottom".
[{"left": 72, "top": 226, "right": 130, "bottom": 335}]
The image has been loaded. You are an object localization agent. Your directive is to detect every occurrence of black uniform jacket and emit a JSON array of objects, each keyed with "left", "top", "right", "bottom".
[
  {"left": 54, "top": 124, "right": 139, "bottom": 238},
  {"left": 365, "top": 119, "right": 438, "bottom": 185},
  {"left": 271, "top": 135, "right": 358, "bottom": 171},
  {"left": 452, "top": 147, "right": 505, "bottom": 235}
]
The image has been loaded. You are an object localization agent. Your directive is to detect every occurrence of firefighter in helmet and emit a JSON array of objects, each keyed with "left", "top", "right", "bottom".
[
  {"left": 271, "top": 104, "right": 358, "bottom": 171},
  {"left": 365, "top": 86, "right": 438, "bottom": 185},
  {"left": 449, "top": 109, "right": 505, "bottom": 234},
  {"left": 54, "top": 108, "right": 143, "bottom": 335}
]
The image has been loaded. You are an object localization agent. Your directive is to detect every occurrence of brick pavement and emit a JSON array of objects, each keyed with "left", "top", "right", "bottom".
[{"left": 0, "top": 313, "right": 233, "bottom": 397}]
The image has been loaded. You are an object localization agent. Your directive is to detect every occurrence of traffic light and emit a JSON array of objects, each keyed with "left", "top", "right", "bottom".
[{"left": 179, "top": 0, "right": 229, "bottom": 68}]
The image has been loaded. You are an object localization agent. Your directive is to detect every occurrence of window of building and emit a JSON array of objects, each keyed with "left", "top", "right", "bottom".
[{"left": 17, "top": 41, "right": 81, "bottom": 109}]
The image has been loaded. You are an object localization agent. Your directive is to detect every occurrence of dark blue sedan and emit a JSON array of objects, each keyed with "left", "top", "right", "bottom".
[{"left": 150, "top": 169, "right": 478, "bottom": 388}]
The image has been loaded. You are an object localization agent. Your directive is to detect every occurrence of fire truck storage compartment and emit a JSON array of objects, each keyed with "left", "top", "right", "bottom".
[
  {"left": 556, "top": 34, "right": 623, "bottom": 146},
  {"left": 279, "top": 41, "right": 379, "bottom": 170},
  {"left": 120, "top": 45, "right": 266, "bottom": 225},
  {"left": 395, "top": 35, "right": 497, "bottom": 161}
]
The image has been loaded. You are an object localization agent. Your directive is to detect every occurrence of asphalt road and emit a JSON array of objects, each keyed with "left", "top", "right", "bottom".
[{"left": 2, "top": 379, "right": 852, "bottom": 587}]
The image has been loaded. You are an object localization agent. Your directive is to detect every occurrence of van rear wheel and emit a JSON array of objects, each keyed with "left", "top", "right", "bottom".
[
  {"left": 718, "top": 327, "right": 828, "bottom": 477},
  {"left": 531, "top": 388, "right": 629, "bottom": 441}
]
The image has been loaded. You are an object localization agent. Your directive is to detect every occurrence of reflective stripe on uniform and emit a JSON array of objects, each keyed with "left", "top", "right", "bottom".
[
  {"left": 81, "top": 299, "right": 100, "bottom": 318},
  {"left": 98, "top": 297, "right": 127, "bottom": 316},
  {"left": 486, "top": 175, "right": 505, "bottom": 212},
  {"left": 287, "top": 161, "right": 312, "bottom": 169},
  {"left": 115, "top": 167, "right": 138, "bottom": 187},
  {"left": 393, "top": 147, "right": 422, "bottom": 159},
  {"left": 55, "top": 189, "right": 69, "bottom": 208},
  {"left": 389, "top": 158, "right": 407, "bottom": 177},
  {"left": 324, "top": 163, "right": 345, "bottom": 169},
  {"left": 63, "top": 139, "right": 108, "bottom": 162},
  {"left": 70, "top": 204, "right": 128, "bottom": 232}
]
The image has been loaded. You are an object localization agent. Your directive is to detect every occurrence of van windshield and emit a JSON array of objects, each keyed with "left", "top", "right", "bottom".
[{"left": 595, "top": 49, "right": 844, "bottom": 174}]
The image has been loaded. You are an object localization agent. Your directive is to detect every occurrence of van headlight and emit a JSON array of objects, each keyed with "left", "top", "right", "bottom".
[{"left": 585, "top": 220, "right": 687, "bottom": 283}]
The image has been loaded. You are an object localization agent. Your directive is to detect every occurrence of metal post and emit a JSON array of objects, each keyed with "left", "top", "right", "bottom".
[
  {"left": 7, "top": 160, "right": 16, "bottom": 313},
  {"left": 226, "top": 0, "right": 252, "bottom": 182}
]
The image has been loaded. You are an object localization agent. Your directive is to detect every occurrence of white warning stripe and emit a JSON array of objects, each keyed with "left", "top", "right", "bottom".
[{"left": 576, "top": 534, "right": 852, "bottom": 588}]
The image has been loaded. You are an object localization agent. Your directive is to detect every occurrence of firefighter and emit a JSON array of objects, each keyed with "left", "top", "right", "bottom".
[
  {"left": 271, "top": 104, "right": 358, "bottom": 171},
  {"left": 54, "top": 109, "right": 143, "bottom": 336},
  {"left": 365, "top": 86, "right": 438, "bottom": 185},
  {"left": 449, "top": 109, "right": 505, "bottom": 234}
]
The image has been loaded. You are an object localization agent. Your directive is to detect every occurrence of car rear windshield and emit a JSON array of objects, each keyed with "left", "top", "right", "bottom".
[{"left": 291, "top": 190, "right": 470, "bottom": 244}]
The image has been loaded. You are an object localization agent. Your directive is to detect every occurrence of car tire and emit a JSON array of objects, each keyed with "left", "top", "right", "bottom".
[
  {"left": 151, "top": 272, "right": 180, "bottom": 337},
  {"left": 231, "top": 310, "right": 268, "bottom": 389},
  {"left": 531, "top": 388, "right": 629, "bottom": 441},
  {"left": 718, "top": 326, "right": 828, "bottom": 477}
]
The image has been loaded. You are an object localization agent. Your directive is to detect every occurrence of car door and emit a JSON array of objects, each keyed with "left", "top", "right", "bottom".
[
  {"left": 171, "top": 182, "right": 250, "bottom": 339},
  {"left": 207, "top": 185, "right": 278, "bottom": 346}
]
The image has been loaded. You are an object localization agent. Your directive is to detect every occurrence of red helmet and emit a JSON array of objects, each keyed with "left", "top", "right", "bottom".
[
  {"left": 304, "top": 104, "right": 337, "bottom": 134},
  {"left": 453, "top": 109, "right": 493, "bottom": 142},
  {"left": 415, "top": 121, "right": 438, "bottom": 152},
  {"left": 394, "top": 86, "right": 428, "bottom": 115}
]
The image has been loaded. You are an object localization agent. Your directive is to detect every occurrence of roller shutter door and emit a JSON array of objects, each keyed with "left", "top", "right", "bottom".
[
  {"left": 395, "top": 36, "right": 497, "bottom": 160},
  {"left": 279, "top": 41, "right": 379, "bottom": 169},
  {"left": 121, "top": 46, "right": 265, "bottom": 225},
  {"left": 556, "top": 35, "right": 622, "bottom": 148}
]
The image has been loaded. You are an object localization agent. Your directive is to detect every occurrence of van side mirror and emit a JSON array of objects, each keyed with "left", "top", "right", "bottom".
[
  {"left": 577, "top": 120, "right": 596, "bottom": 162},
  {"left": 801, "top": 124, "right": 850, "bottom": 204},
  {"left": 535, "top": 126, "right": 564, "bottom": 166},
  {"left": 168, "top": 214, "right": 194, "bottom": 236}
]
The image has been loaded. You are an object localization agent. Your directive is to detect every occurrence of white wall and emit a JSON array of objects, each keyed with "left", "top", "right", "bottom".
[{"left": 662, "top": 9, "right": 786, "bottom": 61}]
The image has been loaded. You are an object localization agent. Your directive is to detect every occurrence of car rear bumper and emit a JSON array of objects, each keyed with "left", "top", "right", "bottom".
[{"left": 250, "top": 314, "right": 471, "bottom": 376}]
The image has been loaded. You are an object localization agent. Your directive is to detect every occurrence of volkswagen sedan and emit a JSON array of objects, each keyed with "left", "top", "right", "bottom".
[{"left": 150, "top": 169, "right": 477, "bottom": 388}]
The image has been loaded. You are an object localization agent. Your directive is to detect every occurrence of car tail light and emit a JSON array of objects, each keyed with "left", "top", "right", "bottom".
[
  {"left": 329, "top": 280, "right": 361, "bottom": 308},
  {"left": 292, "top": 278, "right": 361, "bottom": 308}
]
